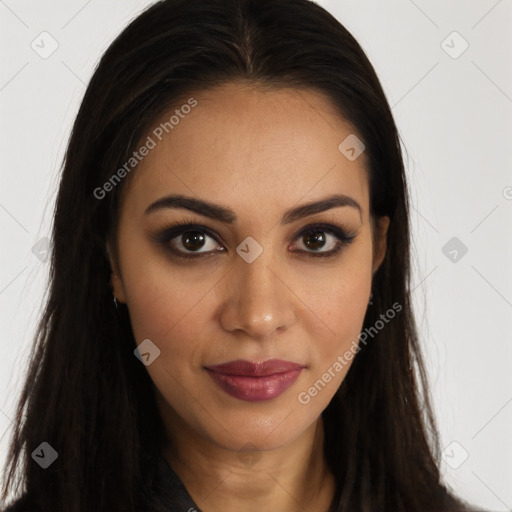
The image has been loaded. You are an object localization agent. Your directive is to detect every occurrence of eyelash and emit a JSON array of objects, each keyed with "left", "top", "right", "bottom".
[{"left": 151, "top": 217, "right": 357, "bottom": 260}]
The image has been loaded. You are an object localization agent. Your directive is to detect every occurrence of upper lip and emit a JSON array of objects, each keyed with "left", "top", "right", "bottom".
[{"left": 205, "top": 359, "right": 305, "bottom": 377}]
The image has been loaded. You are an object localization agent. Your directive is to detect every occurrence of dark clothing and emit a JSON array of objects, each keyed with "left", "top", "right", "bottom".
[
  {"left": 2, "top": 451, "right": 201, "bottom": 512},
  {"left": 2, "top": 452, "right": 484, "bottom": 512},
  {"left": 146, "top": 450, "right": 202, "bottom": 512}
]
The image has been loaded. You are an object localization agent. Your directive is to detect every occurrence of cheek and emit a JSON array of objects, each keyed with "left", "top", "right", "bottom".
[
  {"left": 122, "top": 265, "right": 210, "bottom": 362},
  {"left": 303, "top": 236, "right": 373, "bottom": 377},
  {"left": 116, "top": 225, "right": 213, "bottom": 364},
  {"left": 314, "top": 279, "right": 369, "bottom": 382},
  {"left": 326, "top": 268, "right": 371, "bottom": 343},
  {"left": 320, "top": 237, "right": 372, "bottom": 319}
]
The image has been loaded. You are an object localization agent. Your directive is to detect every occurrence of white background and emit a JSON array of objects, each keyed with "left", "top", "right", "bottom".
[{"left": 1, "top": 0, "right": 511, "bottom": 510}]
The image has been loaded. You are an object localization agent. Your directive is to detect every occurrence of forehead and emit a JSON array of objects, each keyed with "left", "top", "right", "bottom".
[{"left": 121, "top": 83, "right": 370, "bottom": 221}]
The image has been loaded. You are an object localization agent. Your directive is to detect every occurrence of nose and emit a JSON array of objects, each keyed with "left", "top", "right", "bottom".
[{"left": 218, "top": 249, "right": 296, "bottom": 340}]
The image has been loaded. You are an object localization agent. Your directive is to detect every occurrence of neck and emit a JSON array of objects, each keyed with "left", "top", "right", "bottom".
[{"left": 160, "top": 411, "right": 335, "bottom": 512}]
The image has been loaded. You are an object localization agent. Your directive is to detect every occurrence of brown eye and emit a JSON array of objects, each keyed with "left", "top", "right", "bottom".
[
  {"left": 150, "top": 222, "right": 225, "bottom": 259},
  {"left": 290, "top": 223, "right": 357, "bottom": 258},
  {"left": 152, "top": 221, "right": 357, "bottom": 261},
  {"left": 170, "top": 229, "right": 222, "bottom": 256},
  {"left": 181, "top": 231, "right": 207, "bottom": 251},
  {"left": 302, "top": 230, "right": 328, "bottom": 251}
]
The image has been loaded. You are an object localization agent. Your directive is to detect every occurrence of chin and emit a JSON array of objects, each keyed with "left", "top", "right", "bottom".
[{"left": 200, "top": 406, "right": 318, "bottom": 452}]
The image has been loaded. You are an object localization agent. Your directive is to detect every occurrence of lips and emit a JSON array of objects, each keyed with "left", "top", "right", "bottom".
[
  {"left": 206, "top": 359, "right": 305, "bottom": 376},
  {"left": 204, "top": 359, "right": 305, "bottom": 402}
]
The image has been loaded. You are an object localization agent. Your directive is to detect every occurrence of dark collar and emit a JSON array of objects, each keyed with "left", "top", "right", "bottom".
[{"left": 146, "top": 450, "right": 203, "bottom": 512}]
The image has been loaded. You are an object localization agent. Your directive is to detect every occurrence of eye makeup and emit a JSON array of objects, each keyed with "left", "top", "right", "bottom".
[{"left": 149, "top": 215, "right": 358, "bottom": 261}]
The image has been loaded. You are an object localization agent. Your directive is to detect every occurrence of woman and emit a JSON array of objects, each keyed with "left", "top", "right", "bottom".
[{"left": 1, "top": 0, "right": 479, "bottom": 510}]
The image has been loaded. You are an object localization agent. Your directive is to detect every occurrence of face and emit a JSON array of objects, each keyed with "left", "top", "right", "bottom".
[{"left": 110, "top": 82, "right": 389, "bottom": 454}]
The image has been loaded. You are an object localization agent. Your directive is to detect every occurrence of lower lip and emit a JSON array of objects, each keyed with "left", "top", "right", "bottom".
[{"left": 205, "top": 368, "right": 303, "bottom": 402}]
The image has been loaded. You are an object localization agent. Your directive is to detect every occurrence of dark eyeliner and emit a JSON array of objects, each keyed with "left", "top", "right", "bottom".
[
  {"left": 151, "top": 220, "right": 357, "bottom": 260},
  {"left": 292, "top": 222, "right": 357, "bottom": 259},
  {"left": 150, "top": 219, "right": 224, "bottom": 260}
]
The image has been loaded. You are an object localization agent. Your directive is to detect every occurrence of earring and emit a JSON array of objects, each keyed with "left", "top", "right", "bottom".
[{"left": 112, "top": 274, "right": 119, "bottom": 309}]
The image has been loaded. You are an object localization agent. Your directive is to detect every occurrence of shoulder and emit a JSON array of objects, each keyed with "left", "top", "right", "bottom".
[{"left": 2, "top": 493, "right": 40, "bottom": 512}]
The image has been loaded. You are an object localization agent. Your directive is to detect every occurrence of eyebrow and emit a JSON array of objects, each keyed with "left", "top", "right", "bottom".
[{"left": 145, "top": 193, "right": 362, "bottom": 224}]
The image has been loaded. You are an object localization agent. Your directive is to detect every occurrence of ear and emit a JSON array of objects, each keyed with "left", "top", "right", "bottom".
[
  {"left": 372, "top": 216, "right": 390, "bottom": 275},
  {"left": 106, "top": 241, "right": 127, "bottom": 303}
]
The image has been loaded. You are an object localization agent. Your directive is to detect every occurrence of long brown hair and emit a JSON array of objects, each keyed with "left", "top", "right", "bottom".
[{"left": 2, "top": 0, "right": 474, "bottom": 510}]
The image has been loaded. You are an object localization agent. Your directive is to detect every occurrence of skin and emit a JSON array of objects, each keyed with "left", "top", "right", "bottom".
[{"left": 109, "top": 82, "right": 390, "bottom": 512}]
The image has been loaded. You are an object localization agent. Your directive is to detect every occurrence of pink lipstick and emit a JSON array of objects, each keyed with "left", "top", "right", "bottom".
[{"left": 204, "top": 359, "right": 305, "bottom": 402}]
